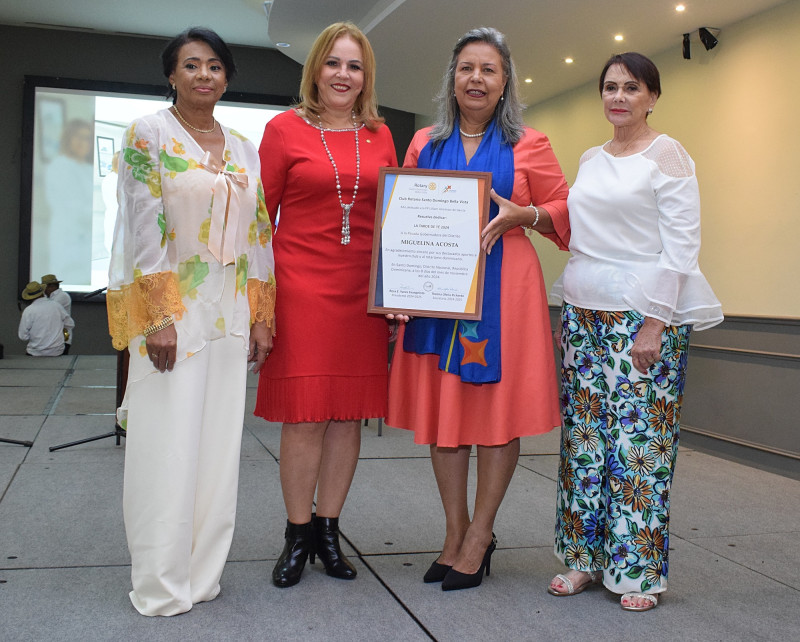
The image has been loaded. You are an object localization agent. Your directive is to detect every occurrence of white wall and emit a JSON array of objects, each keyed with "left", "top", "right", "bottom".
[{"left": 525, "top": 0, "right": 800, "bottom": 318}]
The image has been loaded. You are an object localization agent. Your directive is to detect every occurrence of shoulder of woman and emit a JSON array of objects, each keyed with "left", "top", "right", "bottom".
[
  {"left": 265, "top": 108, "right": 298, "bottom": 130},
  {"left": 123, "top": 112, "right": 163, "bottom": 146},
  {"left": 650, "top": 133, "right": 690, "bottom": 154},
  {"left": 407, "top": 127, "right": 434, "bottom": 151},
  {"left": 578, "top": 145, "right": 604, "bottom": 165},
  {"left": 512, "top": 127, "right": 558, "bottom": 157},
  {"left": 649, "top": 134, "right": 693, "bottom": 159},
  {"left": 222, "top": 123, "right": 256, "bottom": 149},
  {"left": 370, "top": 121, "right": 393, "bottom": 135},
  {"left": 129, "top": 110, "right": 163, "bottom": 131},
  {"left": 413, "top": 126, "right": 434, "bottom": 142},
  {"left": 645, "top": 134, "right": 696, "bottom": 178}
]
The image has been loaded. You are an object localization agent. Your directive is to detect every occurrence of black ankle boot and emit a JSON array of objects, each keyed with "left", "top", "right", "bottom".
[
  {"left": 312, "top": 514, "right": 357, "bottom": 580},
  {"left": 272, "top": 520, "right": 314, "bottom": 588}
]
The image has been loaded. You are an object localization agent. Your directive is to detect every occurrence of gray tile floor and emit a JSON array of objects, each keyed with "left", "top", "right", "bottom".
[{"left": 1, "top": 354, "right": 798, "bottom": 641}]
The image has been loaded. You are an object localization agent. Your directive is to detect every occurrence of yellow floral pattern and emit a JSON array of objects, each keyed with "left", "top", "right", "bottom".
[{"left": 107, "top": 109, "right": 276, "bottom": 374}]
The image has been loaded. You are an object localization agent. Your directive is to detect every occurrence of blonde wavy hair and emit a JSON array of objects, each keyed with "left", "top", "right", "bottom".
[{"left": 298, "top": 22, "right": 384, "bottom": 131}]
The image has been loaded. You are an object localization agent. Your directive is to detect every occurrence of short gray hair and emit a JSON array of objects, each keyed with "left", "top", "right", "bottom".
[{"left": 429, "top": 27, "right": 525, "bottom": 146}]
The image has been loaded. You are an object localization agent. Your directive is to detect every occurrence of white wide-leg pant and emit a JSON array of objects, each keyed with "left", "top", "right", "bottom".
[{"left": 122, "top": 269, "right": 247, "bottom": 616}]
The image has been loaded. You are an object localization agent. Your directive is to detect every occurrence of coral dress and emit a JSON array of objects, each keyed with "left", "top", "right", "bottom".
[
  {"left": 255, "top": 110, "right": 397, "bottom": 423},
  {"left": 387, "top": 127, "right": 570, "bottom": 446}
]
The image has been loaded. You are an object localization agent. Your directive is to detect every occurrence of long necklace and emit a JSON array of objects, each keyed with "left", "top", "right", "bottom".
[
  {"left": 317, "top": 112, "right": 360, "bottom": 245},
  {"left": 172, "top": 104, "right": 217, "bottom": 134}
]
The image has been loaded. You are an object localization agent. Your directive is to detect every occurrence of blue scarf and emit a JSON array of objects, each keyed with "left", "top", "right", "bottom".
[{"left": 403, "top": 118, "right": 514, "bottom": 383}]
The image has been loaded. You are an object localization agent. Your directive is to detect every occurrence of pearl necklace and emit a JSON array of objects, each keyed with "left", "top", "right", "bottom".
[
  {"left": 459, "top": 127, "right": 486, "bottom": 138},
  {"left": 317, "top": 112, "right": 361, "bottom": 245},
  {"left": 172, "top": 104, "right": 217, "bottom": 134}
]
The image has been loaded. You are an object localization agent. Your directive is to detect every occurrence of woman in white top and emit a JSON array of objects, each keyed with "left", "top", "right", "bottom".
[
  {"left": 548, "top": 53, "right": 722, "bottom": 611},
  {"left": 108, "top": 28, "right": 276, "bottom": 616}
]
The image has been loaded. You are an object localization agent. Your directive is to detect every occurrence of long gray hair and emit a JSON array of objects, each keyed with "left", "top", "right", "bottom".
[{"left": 429, "top": 27, "right": 525, "bottom": 146}]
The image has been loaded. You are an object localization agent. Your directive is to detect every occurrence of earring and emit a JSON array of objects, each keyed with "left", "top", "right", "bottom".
[
  {"left": 172, "top": 83, "right": 176, "bottom": 90},
  {"left": 647, "top": 108, "right": 653, "bottom": 114},
  {"left": 500, "top": 96, "right": 505, "bottom": 101}
]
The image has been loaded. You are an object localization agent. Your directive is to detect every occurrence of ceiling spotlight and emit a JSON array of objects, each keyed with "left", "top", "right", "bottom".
[
  {"left": 682, "top": 33, "right": 691, "bottom": 60},
  {"left": 524, "top": 78, "right": 533, "bottom": 84},
  {"left": 614, "top": 34, "right": 624, "bottom": 42},
  {"left": 675, "top": 4, "right": 686, "bottom": 12},
  {"left": 276, "top": 42, "right": 291, "bottom": 48},
  {"left": 699, "top": 27, "right": 719, "bottom": 50},
  {"left": 565, "top": 57, "right": 574, "bottom": 64}
]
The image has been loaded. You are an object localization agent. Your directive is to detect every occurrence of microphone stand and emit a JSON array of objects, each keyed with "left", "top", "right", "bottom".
[
  {"left": 0, "top": 437, "right": 34, "bottom": 447},
  {"left": 82, "top": 286, "right": 107, "bottom": 299},
  {"left": 49, "top": 349, "right": 128, "bottom": 451}
]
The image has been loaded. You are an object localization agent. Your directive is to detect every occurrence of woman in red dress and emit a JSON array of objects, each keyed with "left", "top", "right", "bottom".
[
  {"left": 388, "top": 27, "right": 570, "bottom": 590},
  {"left": 255, "top": 22, "right": 396, "bottom": 588}
]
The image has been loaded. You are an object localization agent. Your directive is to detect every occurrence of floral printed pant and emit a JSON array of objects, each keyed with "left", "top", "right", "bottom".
[{"left": 554, "top": 304, "right": 691, "bottom": 594}]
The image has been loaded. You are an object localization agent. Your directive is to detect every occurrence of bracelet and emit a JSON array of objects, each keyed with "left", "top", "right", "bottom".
[
  {"left": 143, "top": 316, "right": 174, "bottom": 337},
  {"left": 521, "top": 204, "right": 540, "bottom": 230}
]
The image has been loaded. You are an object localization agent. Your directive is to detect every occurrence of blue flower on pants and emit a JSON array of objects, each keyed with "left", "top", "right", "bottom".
[
  {"left": 611, "top": 542, "right": 639, "bottom": 568},
  {"left": 654, "top": 357, "right": 678, "bottom": 389},
  {"left": 619, "top": 401, "right": 647, "bottom": 433},
  {"left": 616, "top": 375, "right": 634, "bottom": 398},
  {"left": 653, "top": 481, "right": 670, "bottom": 508},
  {"left": 607, "top": 454, "right": 625, "bottom": 479},
  {"left": 562, "top": 306, "right": 580, "bottom": 335},
  {"left": 575, "top": 350, "right": 602, "bottom": 381},
  {"left": 584, "top": 513, "right": 605, "bottom": 545},
  {"left": 576, "top": 468, "right": 602, "bottom": 498}
]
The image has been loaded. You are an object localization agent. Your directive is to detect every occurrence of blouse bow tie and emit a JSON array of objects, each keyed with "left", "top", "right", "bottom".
[{"left": 199, "top": 150, "right": 249, "bottom": 265}]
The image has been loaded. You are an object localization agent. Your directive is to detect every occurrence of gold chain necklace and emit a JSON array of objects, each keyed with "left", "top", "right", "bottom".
[
  {"left": 610, "top": 129, "right": 649, "bottom": 157},
  {"left": 172, "top": 104, "right": 216, "bottom": 134}
]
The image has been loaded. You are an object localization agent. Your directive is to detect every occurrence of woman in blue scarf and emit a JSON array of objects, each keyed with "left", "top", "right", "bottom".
[{"left": 387, "top": 27, "right": 570, "bottom": 590}]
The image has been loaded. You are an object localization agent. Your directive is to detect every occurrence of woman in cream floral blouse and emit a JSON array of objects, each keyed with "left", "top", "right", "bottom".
[{"left": 107, "top": 27, "right": 275, "bottom": 617}]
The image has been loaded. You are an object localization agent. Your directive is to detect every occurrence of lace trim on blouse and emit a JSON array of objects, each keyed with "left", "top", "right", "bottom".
[
  {"left": 107, "top": 271, "right": 185, "bottom": 350},
  {"left": 583, "top": 135, "right": 694, "bottom": 178},
  {"left": 642, "top": 136, "right": 694, "bottom": 178},
  {"left": 247, "top": 278, "right": 277, "bottom": 330}
]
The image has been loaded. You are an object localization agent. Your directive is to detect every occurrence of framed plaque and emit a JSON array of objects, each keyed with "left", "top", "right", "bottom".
[{"left": 368, "top": 167, "right": 492, "bottom": 319}]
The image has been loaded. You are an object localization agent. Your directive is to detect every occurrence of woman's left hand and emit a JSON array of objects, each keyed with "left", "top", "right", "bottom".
[
  {"left": 631, "top": 317, "right": 666, "bottom": 374},
  {"left": 248, "top": 320, "right": 273, "bottom": 374},
  {"left": 481, "top": 189, "right": 529, "bottom": 254}
]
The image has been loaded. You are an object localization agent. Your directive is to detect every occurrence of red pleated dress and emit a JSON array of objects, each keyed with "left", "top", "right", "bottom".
[
  {"left": 255, "top": 110, "right": 397, "bottom": 423},
  {"left": 387, "top": 127, "right": 571, "bottom": 446}
]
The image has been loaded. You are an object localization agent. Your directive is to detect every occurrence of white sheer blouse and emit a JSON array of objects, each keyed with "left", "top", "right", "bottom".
[{"left": 553, "top": 134, "right": 722, "bottom": 330}]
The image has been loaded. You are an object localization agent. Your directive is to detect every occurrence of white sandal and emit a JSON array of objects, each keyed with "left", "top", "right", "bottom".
[
  {"left": 620, "top": 592, "right": 658, "bottom": 611},
  {"left": 547, "top": 570, "right": 600, "bottom": 596}
]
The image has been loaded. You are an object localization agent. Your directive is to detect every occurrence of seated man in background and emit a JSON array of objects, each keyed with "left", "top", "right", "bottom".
[
  {"left": 42, "top": 274, "right": 73, "bottom": 354},
  {"left": 18, "top": 281, "right": 74, "bottom": 357}
]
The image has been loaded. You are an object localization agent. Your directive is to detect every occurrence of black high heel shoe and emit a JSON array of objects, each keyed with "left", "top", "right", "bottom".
[
  {"left": 441, "top": 534, "right": 497, "bottom": 591},
  {"left": 423, "top": 559, "right": 452, "bottom": 583},
  {"left": 272, "top": 520, "right": 314, "bottom": 588},
  {"left": 312, "top": 514, "right": 357, "bottom": 580}
]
